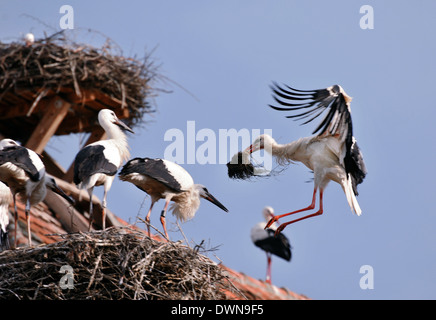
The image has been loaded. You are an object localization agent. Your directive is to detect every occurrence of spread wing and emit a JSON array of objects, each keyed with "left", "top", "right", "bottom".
[
  {"left": 269, "top": 83, "right": 353, "bottom": 146},
  {"left": 269, "top": 83, "right": 366, "bottom": 194}
]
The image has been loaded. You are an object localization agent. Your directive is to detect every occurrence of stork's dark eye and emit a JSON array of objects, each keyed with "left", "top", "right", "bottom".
[{"left": 203, "top": 187, "right": 209, "bottom": 193}]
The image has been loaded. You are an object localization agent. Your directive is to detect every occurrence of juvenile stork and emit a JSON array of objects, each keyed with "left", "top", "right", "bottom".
[
  {"left": 0, "top": 181, "right": 11, "bottom": 250},
  {"left": 119, "top": 157, "right": 229, "bottom": 239},
  {"left": 0, "top": 139, "right": 74, "bottom": 247},
  {"left": 229, "top": 83, "right": 367, "bottom": 235},
  {"left": 251, "top": 206, "right": 292, "bottom": 284},
  {"left": 74, "top": 109, "right": 134, "bottom": 230}
]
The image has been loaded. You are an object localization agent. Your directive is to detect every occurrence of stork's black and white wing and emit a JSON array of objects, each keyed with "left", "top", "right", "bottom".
[
  {"left": 119, "top": 157, "right": 187, "bottom": 193},
  {"left": 270, "top": 83, "right": 353, "bottom": 144},
  {"left": 253, "top": 228, "right": 292, "bottom": 261},
  {"left": 0, "top": 144, "right": 43, "bottom": 182},
  {"left": 73, "top": 144, "right": 118, "bottom": 186},
  {"left": 269, "top": 83, "right": 367, "bottom": 194}
]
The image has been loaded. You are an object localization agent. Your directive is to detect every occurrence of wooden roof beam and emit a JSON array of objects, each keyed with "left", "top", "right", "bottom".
[{"left": 24, "top": 96, "right": 71, "bottom": 154}]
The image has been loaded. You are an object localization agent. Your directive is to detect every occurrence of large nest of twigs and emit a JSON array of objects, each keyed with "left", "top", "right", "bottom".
[
  {"left": 0, "top": 31, "right": 159, "bottom": 131},
  {"left": 0, "top": 228, "right": 235, "bottom": 300}
]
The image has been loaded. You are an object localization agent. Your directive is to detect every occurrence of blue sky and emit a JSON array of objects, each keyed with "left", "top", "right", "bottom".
[{"left": 1, "top": 1, "right": 435, "bottom": 299}]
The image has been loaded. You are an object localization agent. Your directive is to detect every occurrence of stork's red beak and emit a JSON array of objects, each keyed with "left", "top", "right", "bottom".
[{"left": 245, "top": 145, "right": 255, "bottom": 154}]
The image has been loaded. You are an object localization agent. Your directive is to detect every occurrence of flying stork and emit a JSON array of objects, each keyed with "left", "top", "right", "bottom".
[
  {"left": 0, "top": 181, "right": 11, "bottom": 251},
  {"left": 0, "top": 139, "right": 74, "bottom": 247},
  {"left": 119, "top": 157, "right": 229, "bottom": 239},
  {"left": 73, "top": 109, "right": 134, "bottom": 230},
  {"left": 229, "top": 83, "right": 367, "bottom": 235},
  {"left": 251, "top": 206, "right": 292, "bottom": 284}
]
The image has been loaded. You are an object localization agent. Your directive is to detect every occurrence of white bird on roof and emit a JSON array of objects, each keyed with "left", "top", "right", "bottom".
[
  {"left": 74, "top": 109, "right": 134, "bottom": 230},
  {"left": 0, "top": 181, "right": 11, "bottom": 251},
  {"left": 24, "top": 33, "right": 34, "bottom": 47},
  {"left": 0, "top": 139, "right": 74, "bottom": 247},
  {"left": 119, "top": 157, "right": 229, "bottom": 239},
  {"left": 229, "top": 83, "right": 367, "bottom": 235},
  {"left": 251, "top": 206, "right": 292, "bottom": 284}
]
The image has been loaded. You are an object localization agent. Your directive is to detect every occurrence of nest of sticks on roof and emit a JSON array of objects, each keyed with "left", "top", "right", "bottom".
[
  {"left": 0, "top": 30, "right": 159, "bottom": 128},
  {"left": 0, "top": 227, "right": 236, "bottom": 300}
]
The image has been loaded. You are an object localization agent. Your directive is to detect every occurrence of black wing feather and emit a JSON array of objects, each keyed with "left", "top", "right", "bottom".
[
  {"left": 270, "top": 83, "right": 367, "bottom": 192},
  {"left": 73, "top": 145, "right": 118, "bottom": 185},
  {"left": 0, "top": 145, "right": 41, "bottom": 181},
  {"left": 254, "top": 229, "right": 292, "bottom": 261},
  {"left": 119, "top": 157, "right": 183, "bottom": 193}
]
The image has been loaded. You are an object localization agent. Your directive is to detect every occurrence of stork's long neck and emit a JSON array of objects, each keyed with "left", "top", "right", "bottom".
[
  {"left": 105, "top": 125, "right": 130, "bottom": 163},
  {"left": 267, "top": 137, "right": 309, "bottom": 165}
]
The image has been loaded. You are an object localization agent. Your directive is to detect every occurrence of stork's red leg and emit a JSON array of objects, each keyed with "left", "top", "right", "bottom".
[
  {"left": 25, "top": 199, "right": 32, "bottom": 247},
  {"left": 265, "top": 253, "right": 272, "bottom": 284},
  {"left": 275, "top": 190, "right": 324, "bottom": 235},
  {"left": 265, "top": 188, "right": 317, "bottom": 229},
  {"left": 87, "top": 188, "right": 94, "bottom": 231},
  {"left": 145, "top": 201, "right": 155, "bottom": 237},
  {"left": 160, "top": 199, "right": 171, "bottom": 239},
  {"left": 13, "top": 194, "right": 18, "bottom": 248}
]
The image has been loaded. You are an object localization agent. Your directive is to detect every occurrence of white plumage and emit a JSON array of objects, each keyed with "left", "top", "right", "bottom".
[
  {"left": 236, "top": 83, "right": 367, "bottom": 235},
  {"left": 119, "top": 157, "right": 228, "bottom": 239},
  {"left": 74, "top": 109, "right": 134, "bottom": 230},
  {"left": 0, "top": 139, "right": 73, "bottom": 247},
  {"left": 0, "top": 181, "right": 11, "bottom": 250},
  {"left": 24, "top": 33, "right": 34, "bottom": 46},
  {"left": 251, "top": 206, "right": 291, "bottom": 284}
]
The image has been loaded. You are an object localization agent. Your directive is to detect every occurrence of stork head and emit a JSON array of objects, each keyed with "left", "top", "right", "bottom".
[
  {"left": 98, "top": 109, "right": 134, "bottom": 134},
  {"left": 195, "top": 185, "right": 228, "bottom": 212},
  {"left": 24, "top": 33, "right": 35, "bottom": 46},
  {"left": 262, "top": 206, "right": 275, "bottom": 221},
  {"left": 245, "top": 134, "right": 276, "bottom": 154},
  {"left": 44, "top": 176, "right": 75, "bottom": 205},
  {"left": 0, "top": 139, "right": 19, "bottom": 150}
]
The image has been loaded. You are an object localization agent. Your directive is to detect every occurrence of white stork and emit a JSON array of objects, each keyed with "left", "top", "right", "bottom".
[
  {"left": 24, "top": 33, "right": 34, "bottom": 47},
  {"left": 73, "top": 109, "right": 134, "bottom": 230},
  {"left": 0, "top": 139, "right": 74, "bottom": 247},
  {"left": 229, "top": 83, "right": 367, "bottom": 235},
  {"left": 0, "top": 181, "right": 11, "bottom": 251},
  {"left": 119, "top": 157, "right": 229, "bottom": 239},
  {"left": 251, "top": 206, "right": 292, "bottom": 284}
]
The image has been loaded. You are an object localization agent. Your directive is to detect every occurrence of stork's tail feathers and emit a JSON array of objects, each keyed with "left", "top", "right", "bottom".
[{"left": 343, "top": 175, "right": 362, "bottom": 216}]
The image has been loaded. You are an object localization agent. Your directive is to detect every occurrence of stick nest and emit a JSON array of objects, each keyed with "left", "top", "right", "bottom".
[
  {"left": 0, "top": 31, "right": 159, "bottom": 128},
  {"left": 0, "top": 227, "right": 234, "bottom": 300},
  {"left": 226, "top": 151, "right": 255, "bottom": 180}
]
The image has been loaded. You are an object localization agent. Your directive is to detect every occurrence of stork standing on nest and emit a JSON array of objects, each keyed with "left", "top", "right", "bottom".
[
  {"left": 0, "top": 181, "right": 11, "bottom": 250},
  {"left": 119, "top": 157, "right": 229, "bottom": 239},
  {"left": 74, "top": 109, "right": 134, "bottom": 230},
  {"left": 251, "top": 206, "right": 292, "bottom": 284},
  {"left": 0, "top": 139, "right": 74, "bottom": 247},
  {"left": 228, "top": 83, "right": 367, "bottom": 235}
]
